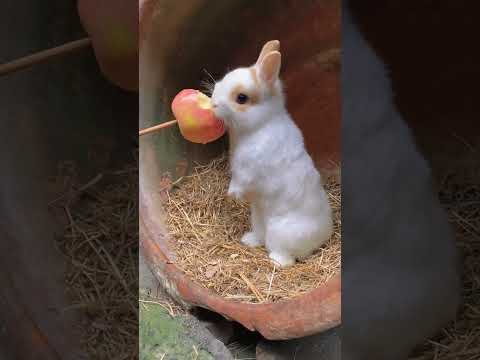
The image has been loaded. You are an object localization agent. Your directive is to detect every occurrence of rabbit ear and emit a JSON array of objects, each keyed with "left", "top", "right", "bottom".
[
  {"left": 259, "top": 51, "right": 281, "bottom": 85},
  {"left": 256, "top": 40, "right": 280, "bottom": 66}
]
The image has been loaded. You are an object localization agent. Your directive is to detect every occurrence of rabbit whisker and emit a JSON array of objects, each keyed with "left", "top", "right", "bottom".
[
  {"left": 202, "top": 68, "right": 217, "bottom": 84},
  {"left": 200, "top": 80, "right": 215, "bottom": 96}
]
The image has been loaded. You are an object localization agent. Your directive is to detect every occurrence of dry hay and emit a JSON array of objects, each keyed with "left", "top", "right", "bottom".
[
  {"left": 139, "top": 280, "right": 185, "bottom": 318},
  {"left": 165, "top": 155, "right": 341, "bottom": 304},
  {"left": 139, "top": 297, "right": 184, "bottom": 318},
  {"left": 410, "top": 171, "right": 480, "bottom": 360},
  {"left": 51, "top": 157, "right": 138, "bottom": 359}
]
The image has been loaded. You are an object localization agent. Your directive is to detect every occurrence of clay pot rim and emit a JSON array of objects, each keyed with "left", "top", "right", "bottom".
[
  {"left": 139, "top": 187, "right": 341, "bottom": 340},
  {"left": 138, "top": 0, "right": 341, "bottom": 340}
]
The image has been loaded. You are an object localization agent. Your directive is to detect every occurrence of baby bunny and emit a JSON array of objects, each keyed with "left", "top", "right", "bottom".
[{"left": 211, "top": 40, "right": 333, "bottom": 267}]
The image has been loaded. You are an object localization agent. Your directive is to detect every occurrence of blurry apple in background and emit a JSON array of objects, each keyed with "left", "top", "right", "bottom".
[
  {"left": 77, "top": 0, "right": 138, "bottom": 91},
  {"left": 172, "top": 89, "right": 225, "bottom": 144}
]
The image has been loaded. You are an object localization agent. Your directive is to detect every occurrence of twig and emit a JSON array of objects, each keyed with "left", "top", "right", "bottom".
[
  {"left": 139, "top": 299, "right": 178, "bottom": 317},
  {"left": 170, "top": 198, "right": 202, "bottom": 242},
  {"left": 139, "top": 120, "right": 178, "bottom": 136},
  {"left": 49, "top": 173, "right": 103, "bottom": 206},
  {"left": 266, "top": 265, "right": 276, "bottom": 301},
  {"left": 452, "top": 132, "right": 477, "bottom": 153},
  {"left": 0, "top": 38, "right": 91, "bottom": 77},
  {"left": 238, "top": 272, "right": 265, "bottom": 303}
]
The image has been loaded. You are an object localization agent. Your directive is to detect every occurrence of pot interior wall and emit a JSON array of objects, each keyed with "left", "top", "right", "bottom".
[{"left": 142, "top": 0, "right": 340, "bottom": 181}]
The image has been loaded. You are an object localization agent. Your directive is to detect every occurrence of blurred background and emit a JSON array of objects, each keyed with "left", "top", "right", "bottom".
[
  {"left": 350, "top": 0, "right": 479, "bottom": 178},
  {"left": 349, "top": 1, "right": 479, "bottom": 359},
  {"left": 0, "top": 1, "right": 137, "bottom": 358}
]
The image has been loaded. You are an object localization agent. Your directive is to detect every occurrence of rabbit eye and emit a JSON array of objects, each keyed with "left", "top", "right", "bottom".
[{"left": 236, "top": 93, "right": 249, "bottom": 104}]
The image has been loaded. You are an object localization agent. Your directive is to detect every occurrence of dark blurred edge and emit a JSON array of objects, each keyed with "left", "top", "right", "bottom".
[
  {"left": 342, "top": 0, "right": 479, "bottom": 359},
  {"left": 0, "top": 1, "right": 138, "bottom": 359}
]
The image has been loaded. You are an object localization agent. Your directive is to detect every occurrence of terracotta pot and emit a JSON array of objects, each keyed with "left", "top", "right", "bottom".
[{"left": 139, "top": 0, "right": 341, "bottom": 339}]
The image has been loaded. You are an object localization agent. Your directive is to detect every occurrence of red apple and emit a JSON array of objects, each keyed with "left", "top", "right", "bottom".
[
  {"left": 78, "top": 0, "right": 138, "bottom": 91},
  {"left": 171, "top": 89, "right": 225, "bottom": 144}
]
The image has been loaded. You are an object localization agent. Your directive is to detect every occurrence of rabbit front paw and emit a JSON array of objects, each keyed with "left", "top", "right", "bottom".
[{"left": 227, "top": 182, "right": 244, "bottom": 200}]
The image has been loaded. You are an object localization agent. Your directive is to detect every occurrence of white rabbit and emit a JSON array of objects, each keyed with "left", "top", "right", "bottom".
[
  {"left": 342, "top": 2, "right": 460, "bottom": 359},
  {"left": 211, "top": 40, "right": 333, "bottom": 267}
]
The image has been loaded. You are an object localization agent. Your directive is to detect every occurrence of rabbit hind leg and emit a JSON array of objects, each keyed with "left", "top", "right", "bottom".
[{"left": 241, "top": 202, "right": 265, "bottom": 248}]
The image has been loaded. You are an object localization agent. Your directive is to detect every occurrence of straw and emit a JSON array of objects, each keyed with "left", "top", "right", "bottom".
[
  {"left": 52, "top": 156, "right": 138, "bottom": 359},
  {"left": 409, "top": 171, "right": 480, "bottom": 359},
  {"left": 165, "top": 155, "right": 341, "bottom": 304}
]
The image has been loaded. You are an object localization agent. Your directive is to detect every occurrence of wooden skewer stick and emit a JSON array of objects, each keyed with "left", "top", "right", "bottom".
[
  {"left": 0, "top": 37, "right": 91, "bottom": 77},
  {"left": 139, "top": 120, "right": 178, "bottom": 136}
]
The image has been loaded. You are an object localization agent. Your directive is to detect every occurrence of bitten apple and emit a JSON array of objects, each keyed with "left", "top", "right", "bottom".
[{"left": 171, "top": 89, "right": 225, "bottom": 144}]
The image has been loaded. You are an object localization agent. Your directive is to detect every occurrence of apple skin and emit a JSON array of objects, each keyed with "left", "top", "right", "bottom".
[
  {"left": 171, "top": 89, "right": 225, "bottom": 144},
  {"left": 77, "top": 0, "right": 138, "bottom": 91}
]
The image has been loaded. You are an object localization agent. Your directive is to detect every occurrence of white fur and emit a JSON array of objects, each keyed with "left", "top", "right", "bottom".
[{"left": 211, "top": 61, "right": 333, "bottom": 267}]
